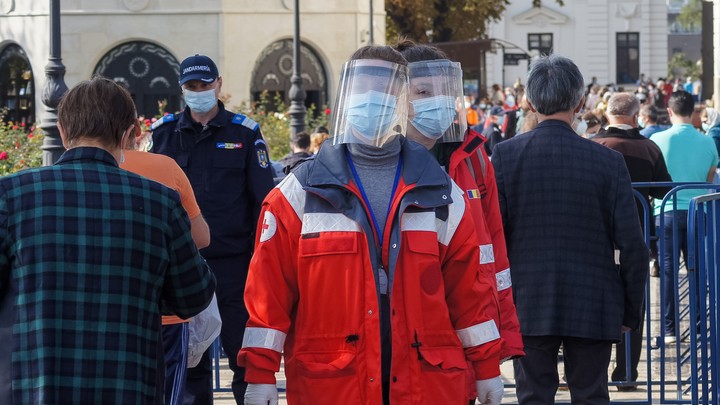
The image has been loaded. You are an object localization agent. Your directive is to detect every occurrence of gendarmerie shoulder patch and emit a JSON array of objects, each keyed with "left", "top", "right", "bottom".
[
  {"left": 150, "top": 114, "right": 178, "bottom": 131},
  {"left": 232, "top": 114, "right": 259, "bottom": 131}
]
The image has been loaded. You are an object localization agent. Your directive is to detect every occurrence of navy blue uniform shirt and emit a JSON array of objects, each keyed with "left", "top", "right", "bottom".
[{"left": 151, "top": 102, "right": 275, "bottom": 258}]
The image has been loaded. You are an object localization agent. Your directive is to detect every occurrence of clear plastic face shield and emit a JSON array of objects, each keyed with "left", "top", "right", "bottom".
[
  {"left": 407, "top": 60, "right": 467, "bottom": 145},
  {"left": 331, "top": 59, "right": 409, "bottom": 148}
]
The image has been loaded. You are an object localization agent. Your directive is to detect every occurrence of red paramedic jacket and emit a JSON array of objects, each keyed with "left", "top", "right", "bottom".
[
  {"left": 238, "top": 140, "right": 502, "bottom": 405},
  {"left": 447, "top": 129, "right": 524, "bottom": 360}
]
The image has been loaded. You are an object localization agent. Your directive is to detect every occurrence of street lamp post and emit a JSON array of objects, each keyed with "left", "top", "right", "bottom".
[
  {"left": 288, "top": 0, "right": 306, "bottom": 137},
  {"left": 40, "top": 0, "right": 68, "bottom": 166},
  {"left": 369, "top": 0, "right": 374, "bottom": 44}
]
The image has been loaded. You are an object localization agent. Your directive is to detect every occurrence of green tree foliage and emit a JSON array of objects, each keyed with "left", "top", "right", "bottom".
[
  {"left": 667, "top": 52, "right": 700, "bottom": 82},
  {"left": 676, "top": 0, "right": 702, "bottom": 32},
  {"left": 386, "top": 0, "right": 564, "bottom": 43},
  {"left": 234, "top": 92, "right": 330, "bottom": 161}
]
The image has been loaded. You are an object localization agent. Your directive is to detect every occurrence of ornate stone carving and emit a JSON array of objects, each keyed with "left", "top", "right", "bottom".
[
  {"left": 123, "top": 0, "right": 150, "bottom": 12},
  {"left": 0, "top": 0, "right": 14, "bottom": 15}
]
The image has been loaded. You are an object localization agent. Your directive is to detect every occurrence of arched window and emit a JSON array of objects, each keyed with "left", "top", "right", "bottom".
[
  {"left": 0, "top": 44, "right": 35, "bottom": 126},
  {"left": 94, "top": 41, "right": 181, "bottom": 118},
  {"left": 251, "top": 40, "right": 327, "bottom": 113}
]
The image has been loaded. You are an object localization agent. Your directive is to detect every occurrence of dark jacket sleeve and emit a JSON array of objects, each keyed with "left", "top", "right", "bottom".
[
  {"left": 163, "top": 199, "right": 216, "bottom": 319},
  {"left": 247, "top": 130, "right": 277, "bottom": 230},
  {"left": 613, "top": 155, "right": 650, "bottom": 330}
]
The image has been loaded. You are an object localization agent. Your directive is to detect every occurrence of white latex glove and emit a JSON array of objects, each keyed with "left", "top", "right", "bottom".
[
  {"left": 476, "top": 377, "right": 504, "bottom": 405},
  {"left": 244, "top": 383, "right": 278, "bottom": 405}
]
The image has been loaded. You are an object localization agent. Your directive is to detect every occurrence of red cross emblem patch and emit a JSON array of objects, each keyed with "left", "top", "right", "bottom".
[{"left": 259, "top": 211, "right": 277, "bottom": 242}]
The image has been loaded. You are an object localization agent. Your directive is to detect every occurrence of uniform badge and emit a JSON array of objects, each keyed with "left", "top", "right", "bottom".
[
  {"left": 216, "top": 142, "right": 243, "bottom": 149},
  {"left": 256, "top": 149, "right": 269, "bottom": 168},
  {"left": 259, "top": 211, "right": 277, "bottom": 242},
  {"left": 466, "top": 189, "right": 481, "bottom": 199}
]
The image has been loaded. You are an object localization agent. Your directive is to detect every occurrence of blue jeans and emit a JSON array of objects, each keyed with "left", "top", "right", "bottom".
[{"left": 657, "top": 211, "right": 689, "bottom": 336}]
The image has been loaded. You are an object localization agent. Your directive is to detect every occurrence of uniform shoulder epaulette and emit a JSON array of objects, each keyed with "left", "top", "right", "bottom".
[
  {"left": 150, "top": 114, "right": 178, "bottom": 131},
  {"left": 232, "top": 114, "right": 259, "bottom": 132}
]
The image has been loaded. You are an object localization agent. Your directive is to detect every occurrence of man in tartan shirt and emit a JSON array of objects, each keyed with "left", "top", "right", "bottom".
[{"left": 0, "top": 77, "right": 216, "bottom": 404}]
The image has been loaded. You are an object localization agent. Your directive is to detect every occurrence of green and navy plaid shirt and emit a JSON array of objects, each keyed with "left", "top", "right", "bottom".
[{"left": 0, "top": 147, "right": 216, "bottom": 404}]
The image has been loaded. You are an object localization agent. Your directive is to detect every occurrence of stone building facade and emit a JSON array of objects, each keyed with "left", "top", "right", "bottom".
[
  {"left": 485, "top": 1, "right": 669, "bottom": 91},
  {"left": 0, "top": 0, "right": 383, "bottom": 124}
]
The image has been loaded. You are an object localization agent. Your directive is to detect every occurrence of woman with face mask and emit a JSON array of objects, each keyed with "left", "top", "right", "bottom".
[
  {"left": 239, "top": 45, "right": 503, "bottom": 405},
  {"left": 397, "top": 39, "right": 524, "bottom": 405}
]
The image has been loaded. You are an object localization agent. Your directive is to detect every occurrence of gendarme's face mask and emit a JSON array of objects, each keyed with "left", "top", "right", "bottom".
[
  {"left": 183, "top": 88, "right": 217, "bottom": 113},
  {"left": 410, "top": 95, "right": 456, "bottom": 140},
  {"left": 346, "top": 90, "right": 398, "bottom": 140}
]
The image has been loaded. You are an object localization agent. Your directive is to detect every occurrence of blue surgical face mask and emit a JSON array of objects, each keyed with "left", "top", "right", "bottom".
[
  {"left": 496, "top": 115, "right": 505, "bottom": 126},
  {"left": 183, "top": 88, "right": 217, "bottom": 113},
  {"left": 702, "top": 122, "right": 710, "bottom": 132},
  {"left": 638, "top": 116, "right": 645, "bottom": 129},
  {"left": 346, "top": 90, "right": 398, "bottom": 139},
  {"left": 574, "top": 119, "right": 588, "bottom": 136},
  {"left": 410, "top": 95, "right": 456, "bottom": 140}
]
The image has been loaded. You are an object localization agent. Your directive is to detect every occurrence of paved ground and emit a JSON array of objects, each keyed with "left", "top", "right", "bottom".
[{"left": 213, "top": 265, "right": 699, "bottom": 404}]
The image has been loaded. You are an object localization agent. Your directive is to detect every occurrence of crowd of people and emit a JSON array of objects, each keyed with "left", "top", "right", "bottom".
[{"left": 1, "top": 41, "right": 719, "bottom": 405}]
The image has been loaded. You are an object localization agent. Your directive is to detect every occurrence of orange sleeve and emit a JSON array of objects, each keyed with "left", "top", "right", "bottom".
[{"left": 173, "top": 162, "right": 201, "bottom": 220}]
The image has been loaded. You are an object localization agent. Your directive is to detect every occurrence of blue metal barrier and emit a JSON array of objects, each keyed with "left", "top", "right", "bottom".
[
  {"left": 687, "top": 191, "right": 720, "bottom": 405},
  {"left": 627, "top": 182, "right": 720, "bottom": 404}
]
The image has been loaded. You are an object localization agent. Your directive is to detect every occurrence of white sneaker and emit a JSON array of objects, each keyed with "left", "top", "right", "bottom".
[{"left": 664, "top": 335, "right": 677, "bottom": 344}]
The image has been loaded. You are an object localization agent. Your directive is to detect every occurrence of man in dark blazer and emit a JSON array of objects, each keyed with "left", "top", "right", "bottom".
[
  {"left": 593, "top": 92, "right": 672, "bottom": 391},
  {"left": 492, "top": 55, "right": 649, "bottom": 404}
]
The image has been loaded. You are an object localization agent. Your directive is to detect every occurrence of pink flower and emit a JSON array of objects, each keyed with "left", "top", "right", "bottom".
[
  {"left": 0, "top": 151, "right": 8, "bottom": 160},
  {"left": 27, "top": 133, "right": 34, "bottom": 139},
  {"left": 12, "top": 125, "right": 18, "bottom": 130},
  {"left": 324, "top": 108, "right": 331, "bottom": 115}
]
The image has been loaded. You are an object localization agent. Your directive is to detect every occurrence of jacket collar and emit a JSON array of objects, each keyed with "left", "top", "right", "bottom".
[
  {"left": 459, "top": 128, "right": 487, "bottom": 157},
  {"left": 595, "top": 126, "right": 645, "bottom": 140},
  {"left": 177, "top": 101, "right": 228, "bottom": 130},
  {"left": 304, "top": 138, "right": 451, "bottom": 211},
  {"left": 306, "top": 138, "right": 448, "bottom": 189},
  {"left": 55, "top": 147, "right": 119, "bottom": 167}
]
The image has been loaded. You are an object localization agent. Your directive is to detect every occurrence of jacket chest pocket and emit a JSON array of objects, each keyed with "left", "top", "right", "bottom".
[
  {"left": 299, "top": 232, "right": 359, "bottom": 258},
  {"left": 297, "top": 231, "right": 364, "bottom": 334},
  {"left": 211, "top": 149, "right": 246, "bottom": 193}
]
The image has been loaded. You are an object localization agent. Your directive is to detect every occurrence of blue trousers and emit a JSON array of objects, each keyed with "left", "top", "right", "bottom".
[
  {"left": 164, "top": 322, "right": 189, "bottom": 405},
  {"left": 657, "top": 211, "right": 689, "bottom": 335}
]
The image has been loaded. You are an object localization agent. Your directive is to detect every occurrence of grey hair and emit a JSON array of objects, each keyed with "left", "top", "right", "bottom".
[
  {"left": 525, "top": 54, "right": 585, "bottom": 115},
  {"left": 606, "top": 93, "right": 640, "bottom": 117}
]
